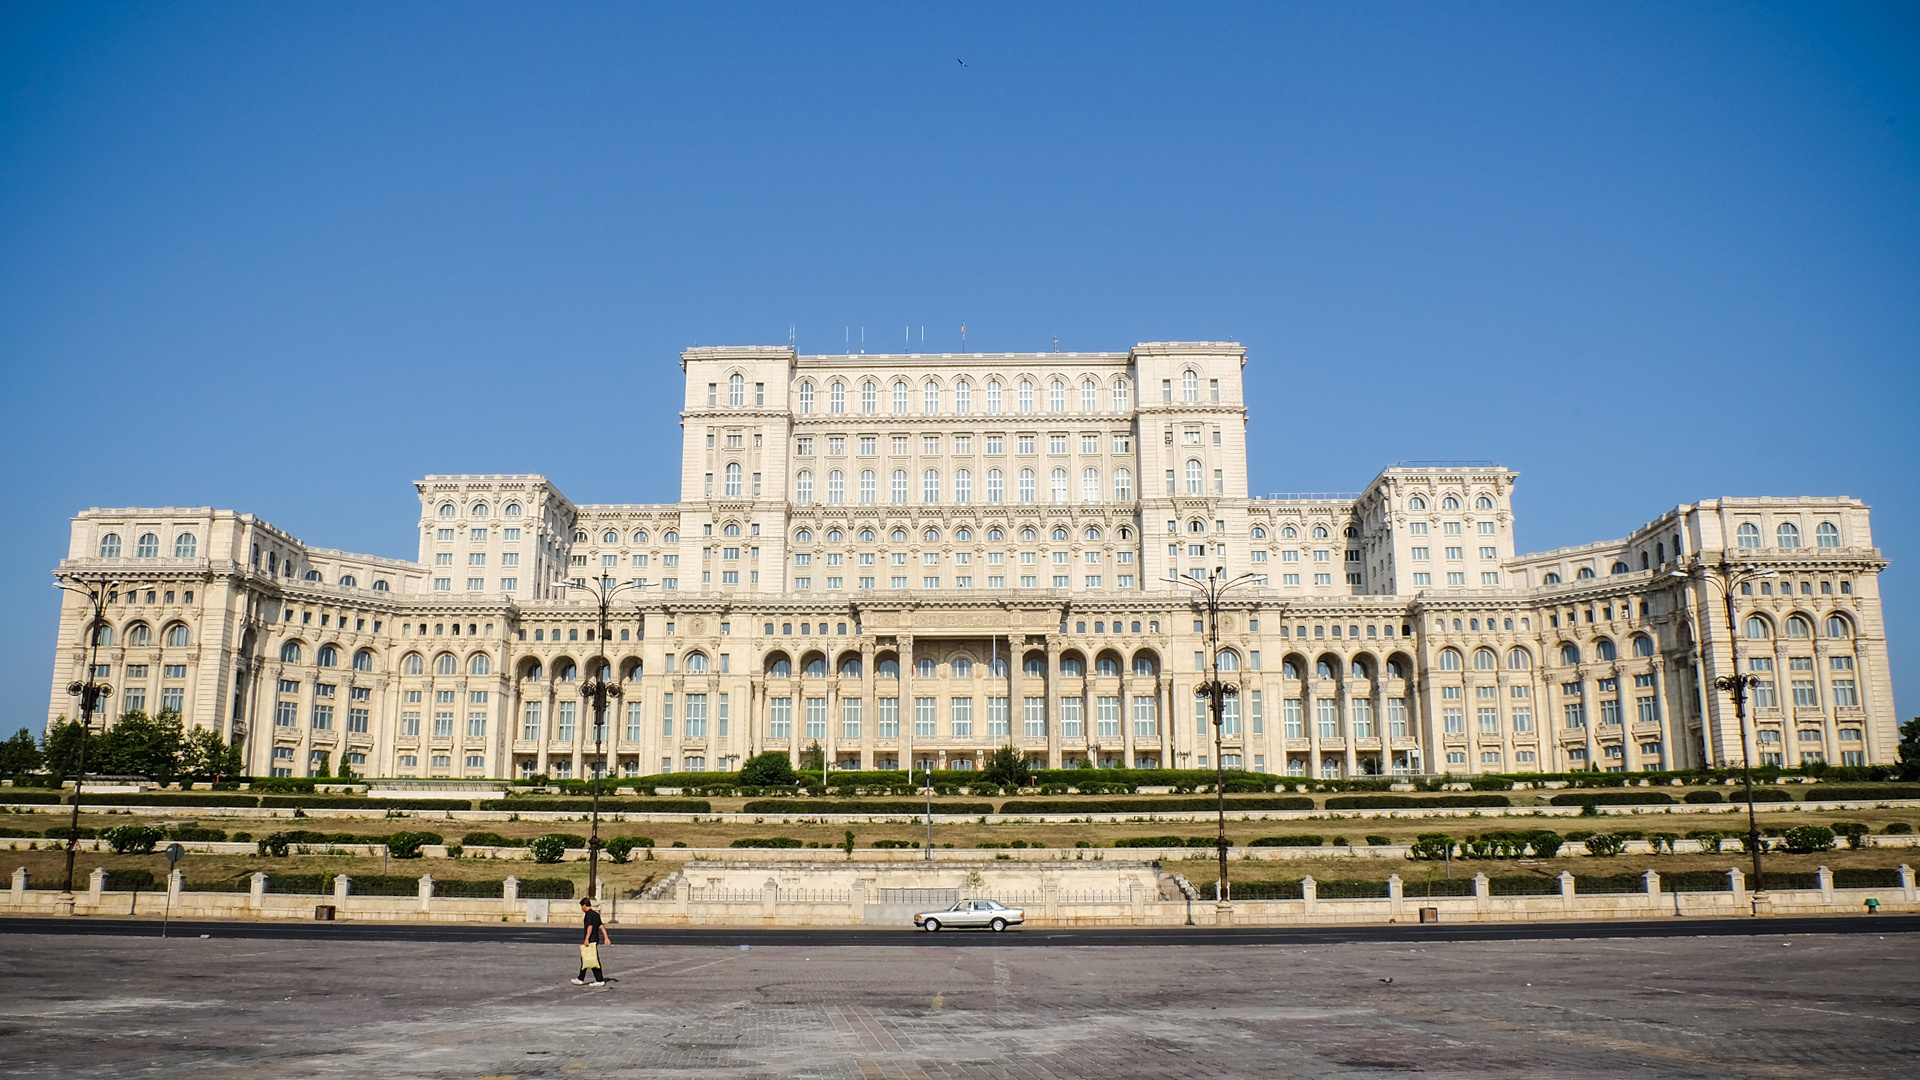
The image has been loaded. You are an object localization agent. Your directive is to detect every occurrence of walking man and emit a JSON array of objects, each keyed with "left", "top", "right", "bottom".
[{"left": 573, "top": 897, "right": 610, "bottom": 987}]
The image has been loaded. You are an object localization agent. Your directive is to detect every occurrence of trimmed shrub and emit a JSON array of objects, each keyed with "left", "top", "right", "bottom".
[
  {"left": 462, "top": 831, "right": 519, "bottom": 848},
  {"left": 1186, "top": 837, "right": 1232, "bottom": 849},
  {"left": 871, "top": 839, "right": 917, "bottom": 848},
  {"left": 1582, "top": 834, "right": 1627, "bottom": 857},
  {"left": 527, "top": 835, "right": 569, "bottom": 863},
  {"left": 1686, "top": 830, "right": 1726, "bottom": 854},
  {"left": 1727, "top": 789, "right": 1794, "bottom": 803},
  {"left": 256, "top": 832, "right": 293, "bottom": 857},
  {"left": 1112, "top": 835, "right": 1183, "bottom": 848},
  {"left": 1884, "top": 822, "right": 1913, "bottom": 835},
  {"left": 103, "top": 824, "right": 166, "bottom": 854},
  {"left": 604, "top": 835, "right": 653, "bottom": 863},
  {"left": 1325, "top": 794, "right": 1510, "bottom": 810},
  {"left": 1549, "top": 791, "right": 1675, "bottom": 807},
  {"left": 1806, "top": 785, "right": 1920, "bottom": 802},
  {"left": 1249, "top": 835, "right": 1324, "bottom": 847},
  {"left": 1407, "top": 834, "right": 1454, "bottom": 860},
  {"left": 1683, "top": 790, "right": 1725, "bottom": 804},
  {"left": 738, "top": 752, "right": 800, "bottom": 787},
  {"left": 0, "top": 790, "right": 64, "bottom": 804},
  {"left": 1364, "top": 835, "right": 1393, "bottom": 846},
  {"left": 477, "top": 798, "right": 711, "bottom": 813},
  {"left": 1781, "top": 825, "right": 1837, "bottom": 854},
  {"left": 350, "top": 874, "right": 422, "bottom": 896},
  {"left": 740, "top": 799, "right": 993, "bottom": 816},
  {"left": 165, "top": 826, "right": 228, "bottom": 842},
  {"left": 259, "top": 797, "right": 474, "bottom": 811},
  {"left": 382, "top": 831, "right": 442, "bottom": 859},
  {"left": 729, "top": 837, "right": 803, "bottom": 848},
  {"left": 87, "top": 793, "right": 259, "bottom": 808}
]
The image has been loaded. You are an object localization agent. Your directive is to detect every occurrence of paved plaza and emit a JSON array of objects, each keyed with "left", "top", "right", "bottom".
[{"left": 2, "top": 923, "right": 1916, "bottom": 1078}]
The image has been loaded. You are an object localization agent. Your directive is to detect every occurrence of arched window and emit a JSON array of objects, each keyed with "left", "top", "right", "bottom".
[
  {"left": 136, "top": 533, "right": 159, "bottom": 558},
  {"left": 1049, "top": 378, "right": 1066, "bottom": 412},
  {"left": 1440, "top": 496, "right": 1459, "bottom": 511},
  {"left": 471, "top": 502, "right": 490, "bottom": 518},
  {"left": 1631, "top": 635, "right": 1654, "bottom": 658},
  {"left": 725, "top": 463, "right": 742, "bottom": 497},
  {"left": 769, "top": 656, "right": 792, "bottom": 677},
  {"left": 1132, "top": 653, "right": 1158, "bottom": 676},
  {"left": 504, "top": 503, "right": 522, "bottom": 517},
  {"left": 1438, "top": 648, "right": 1462, "bottom": 671},
  {"left": 1351, "top": 657, "right": 1370, "bottom": 679},
  {"left": 1217, "top": 650, "right": 1239, "bottom": 671},
  {"left": 955, "top": 468, "right": 972, "bottom": 503},
  {"left": 1745, "top": 616, "right": 1771, "bottom": 640},
  {"left": 926, "top": 528, "right": 943, "bottom": 543},
  {"left": 1317, "top": 658, "right": 1337, "bottom": 678},
  {"left": 173, "top": 533, "right": 197, "bottom": 558},
  {"left": 1736, "top": 522, "right": 1761, "bottom": 549},
  {"left": 1777, "top": 522, "right": 1801, "bottom": 548},
  {"left": 126, "top": 623, "right": 151, "bottom": 647},
  {"left": 304, "top": 570, "right": 322, "bottom": 582},
  {"left": 1283, "top": 658, "right": 1303, "bottom": 678},
  {"left": 1111, "top": 377, "right": 1130, "bottom": 411},
  {"left": 1507, "top": 647, "right": 1531, "bottom": 670},
  {"left": 797, "top": 381, "right": 815, "bottom": 414},
  {"left": 1474, "top": 648, "right": 1497, "bottom": 670},
  {"left": 1050, "top": 468, "right": 1068, "bottom": 502},
  {"left": 1114, "top": 468, "right": 1132, "bottom": 500},
  {"left": 280, "top": 642, "right": 302, "bottom": 663},
  {"left": 1611, "top": 561, "right": 1630, "bottom": 575},
  {"left": 923, "top": 380, "right": 939, "bottom": 413},
  {"left": 915, "top": 657, "right": 935, "bottom": 677},
  {"left": 923, "top": 468, "right": 940, "bottom": 503},
  {"left": 1559, "top": 643, "right": 1581, "bottom": 665},
  {"left": 435, "top": 653, "right": 458, "bottom": 675},
  {"left": 317, "top": 645, "right": 338, "bottom": 668},
  {"left": 1081, "top": 378, "right": 1097, "bottom": 412},
  {"left": 892, "top": 380, "right": 909, "bottom": 413},
  {"left": 439, "top": 503, "right": 456, "bottom": 518},
  {"left": 829, "top": 381, "right": 846, "bottom": 413},
  {"left": 891, "top": 469, "right": 909, "bottom": 503},
  {"left": 985, "top": 379, "right": 1002, "bottom": 413},
  {"left": 795, "top": 528, "right": 813, "bottom": 544},
  {"left": 573, "top": 530, "right": 588, "bottom": 542},
  {"left": 1386, "top": 658, "right": 1407, "bottom": 679},
  {"left": 1816, "top": 522, "right": 1840, "bottom": 548},
  {"left": 1595, "top": 638, "right": 1617, "bottom": 661},
  {"left": 1408, "top": 496, "right": 1426, "bottom": 511},
  {"left": 353, "top": 649, "right": 374, "bottom": 671},
  {"left": 1185, "top": 459, "right": 1202, "bottom": 494},
  {"left": 1576, "top": 567, "right": 1596, "bottom": 579},
  {"left": 839, "top": 655, "right": 863, "bottom": 677},
  {"left": 1825, "top": 614, "right": 1853, "bottom": 639},
  {"left": 470, "top": 654, "right": 491, "bottom": 675},
  {"left": 163, "top": 624, "right": 189, "bottom": 648},
  {"left": 1281, "top": 525, "right": 1297, "bottom": 538},
  {"left": 557, "top": 662, "right": 577, "bottom": 682},
  {"left": 1088, "top": 654, "right": 1113, "bottom": 676},
  {"left": 860, "top": 469, "right": 877, "bottom": 503},
  {"left": 1062, "top": 655, "right": 1085, "bottom": 676},
  {"left": 603, "top": 530, "right": 620, "bottom": 544},
  {"left": 1784, "top": 615, "right": 1812, "bottom": 639},
  {"left": 1312, "top": 526, "right": 1329, "bottom": 538},
  {"left": 1050, "top": 526, "right": 1068, "bottom": 542},
  {"left": 892, "top": 528, "right": 909, "bottom": 542},
  {"left": 1543, "top": 572, "right": 1562, "bottom": 585},
  {"left": 402, "top": 652, "right": 423, "bottom": 675},
  {"left": 796, "top": 470, "right": 814, "bottom": 504},
  {"left": 1020, "top": 527, "right": 1037, "bottom": 541},
  {"left": 523, "top": 661, "right": 543, "bottom": 682},
  {"left": 1182, "top": 369, "right": 1198, "bottom": 403},
  {"left": 986, "top": 468, "right": 1004, "bottom": 503},
  {"left": 663, "top": 531, "right": 678, "bottom": 543},
  {"left": 338, "top": 575, "right": 356, "bottom": 588},
  {"left": 827, "top": 469, "right": 844, "bottom": 504},
  {"left": 1079, "top": 467, "right": 1099, "bottom": 502},
  {"left": 1024, "top": 654, "right": 1047, "bottom": 677},
  {"left": 373, "top": 580, "right": 389, "bottom": 592},
  {"left": 98, "top": 533, "right": 121, "bottom": 558},
  {"left": 1017, "top": 379, "right": 1034, "bottom": 413},
  {"left": 91, "top": 623, "right": 114, "bottom": 647},
  {"left": 729, "top": 372, "right": 745, "bottom": 406},
  {"left": 686, "top": 652, "right": 710, "bottom": 673},
  {"left": 1476, "top": 496, "right": 1494, "bottom": 509},
  {"left": 953, "top": 657, "right": 974, "bottom": 677},
  {"left": 1083, "top": 526, "right": 1102, "bottom": 541},
  {"left": 1251, "top": 525, "right": 1267, "bottom": 539},
  {"left": 877, "top": 656, "right": 899, "bottom": 678},
  {"left": 954, "top": 379, "right": 971, "bottom": 413}
]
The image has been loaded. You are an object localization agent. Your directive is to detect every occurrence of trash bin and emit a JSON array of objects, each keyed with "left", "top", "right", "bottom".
[
  {"left": 1865, "top": 898, "right": 1880, "bottom": 914},
  {"left": 315, "top": 905, "right": 337, "bottom": 921},
  {"left": 1418, "top": 907, "right": 1439, "bottom": 924}
]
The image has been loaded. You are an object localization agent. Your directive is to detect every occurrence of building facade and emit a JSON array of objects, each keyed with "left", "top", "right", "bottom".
[{"left": 45, "top": 342, "right": 1897, "bottom": 780}]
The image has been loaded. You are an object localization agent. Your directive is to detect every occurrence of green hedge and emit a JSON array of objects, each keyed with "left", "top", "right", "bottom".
[
  {"left": 1684, "top": 790, "right": 1725, "bottom": 803},
  {"left": 258, "top": 796, "right": 475, "bottom": 810},
  {"left": 350, "top": 874, "right": 422, "bottom": 897},
  {"left": 1314, "top": 878, "right": 1394, "bottom": 899},
  {"left": 1249, "top": 835, "right": 1324, "bottom": 847},
  {"left": 477, "top": 798, "right": 711, "bottom": 813},
  {"left": 1112, "top": 835, "right": 1183, "bottom": 848},
  {"left": 1574, "top": 873, "right": 1652, "bottom": 894},
  {"left": 1833, "top": 868, "right": 1902, "bottom": 889},
  {"left": 999, "top": 796, "right": 1313, "bottom": 815},
  {"left": 1548, "top": 791, "right": 1675, "bottom": 807},
  {"left": 103, "top": 869, "right": 157, "bottom": 890},
  {"left": 433, "top": 877, "right": 505, "bottom": 898},
  {"left": 1807, "top": 785, "right": 1920, "bottom": 802},
  {"left": 263, "top": 874, "right": 334, "bottom": 895},
  {"left": 1323, "top": 794, "right": 1510, "bottom": 810},
  {"left": 1728, "top": 789, "right": 1795, "bottom": 803},
  {"left": 0, "top": 789, "right": 63, "bottom": 804},
  {"left": 740, "top": 799, "right": 994, "bottom": 815},
  {"left": 86, "top": 793, "right": 261, "bottom": 807},
  {"left": 519, "top": 877, "right": 576, "bottom": 899},
  {"left": 1487, "top": 875, "right": 1560, "bottom": 896},
  {"left": 730, "top": 837, "right": 803, "bottom": 848},
  {"left": 1660, "top": 870, "right": 1733, "bottom": 893}
]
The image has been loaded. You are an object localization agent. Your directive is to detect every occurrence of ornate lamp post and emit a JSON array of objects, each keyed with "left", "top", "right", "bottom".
[
  {"left": 1670, "top": 558, "right": 1777, "bottom": 910},
  {"left": 51, "top": 573, "right": 141, "bottom": 914},
  {"left": 552, "top": 572, "right": 653, "bottom": 901},
  {"left": 1167, "top": 567, "right": 1262, "bottom": 909}
]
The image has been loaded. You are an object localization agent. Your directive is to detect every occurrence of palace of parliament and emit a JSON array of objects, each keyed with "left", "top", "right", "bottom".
[{"left": 47, "top": 342, "right": 1897, "bottom": 780}]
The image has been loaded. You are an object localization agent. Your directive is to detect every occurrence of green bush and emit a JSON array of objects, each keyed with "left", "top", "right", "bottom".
[
  {"left": 1781, "top": 825, "right": 1837, "bottom": 854},
  {"left": 1527, "top": 831, "right": 1565, "bottom": 858},
  {"left": 88, "top": 793, "right": 260, "bottom": 808},
  {"left": 1111, "top": 835, "right": 1183, "bottom": 848},
  {"left": 1884, "top": 821, "right": 1913, "bottom": 835},
  {"left": 1548, "top": 791, "right": 1675, "bottom": 807},
  {"left": 165, "top": 826, "right": 227, "bottom": 842},
  {"left": 604, "top": 835, "right": 653, "bottom": 863},
  {"left": 1686, "top": 829, "right": 1726, "bottom": 854},
  {"left": 871, "top": 839, "right": 917, "bottom": 848},
  {"left": 999, "top": 796, "right": 1313, "bottom": 815},
  {"left": 738, "top": 752, "right": 800, "bottom": 787},
  {"left": 1582, "top": 834, "right": 1627, "bottom": 857},
  {"left": 0, "top": 790, "right": 64, "bottom": 804},
  {"left": 350, "top": 874, "right": 421, "bottom": 896},
  {"left": 1325, "top": 794, "right": 1510, "bottom": 810},
  {"left": 1728, "top": 789, "right": 1794, "bottom": 803},
  {"left": 1806, "top": 784, "right": 1920, "bottom": 802},
  {"left": 740, "top": 799, "right": 993, "bottom": 815},
  {"left": 383, "top": 831, "right": 443, "bottom": 859},
  {"left": 476, "top": 798, "right": 711, "bottom": 813},
  {"left": 1564, "top": 830, "right": 1595, "bottom": 842},
  {"left": 1249, "top": 835, "right": 1324, "bottom": 847},
  {"left": 1683, "top": 790, "right": 1725, "bottom": 803},
  {"left": 729, "top": 837, "right": 803, "bottom": 848},
  {"left": 1186, "top": 836, "right": 1231, "bottom": 848},
  {"left": 257, "top": 796, "right": 474, "bottom": 810},
  {"left": 1833, "top": 868, "right": 1901, "bottom": 889},
  {"left": 1407, "top": 834, "right": 1454, "bottom": 860},
  {"left": 1364, "top": 834, "right": 1393, "bottom": 846},
  {"left": 103, "top": 824, "right": 166, "bottom": 854},
  {"left": 461, "top": 831, "right": 518, "bottom": 848},
  {"left": 256, "top": 831, "right": 293, "bottom": 857},
  {"left": 527, "top": 835, "right": 569, "bottom": 862}
]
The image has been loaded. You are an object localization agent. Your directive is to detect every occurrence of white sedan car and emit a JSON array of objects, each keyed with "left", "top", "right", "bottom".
[{"left": 913, "top": 898, "right": 1025, "bottom": 932}]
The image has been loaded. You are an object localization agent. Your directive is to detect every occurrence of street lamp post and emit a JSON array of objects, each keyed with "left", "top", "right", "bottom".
[
  {"left": 1168, "top": 567, "right": 1262, "bottom": 909},
  {"left": 52, "top": 574, "right": 137, "bottom": 914},
  {"left": 1670, "top": 558, "right": 1777, "bottom": 910},
  {"left": 553, "top": 574, "right": 653, "bottom": 902}
]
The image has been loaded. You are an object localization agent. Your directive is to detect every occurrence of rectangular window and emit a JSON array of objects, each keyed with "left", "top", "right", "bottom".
[
  {"left": 1563, "top": 701, "right": 1586, "bottom": 728},
  {"left": 1060, "top": 696, "right": 1084, "bottom": 739},
  {"left": 1284, "top": 698, "right": 1305, "bottom": 738},
  {"left": 915, "top": 697, "right": 937, "bottom": 738},
  {"left": 275, "top": 700, "right": 298, "bottom": 728},
  {"left": 1600, "top": 698, "right": 1622, "bottom": 725},
  {"left": 311, "top": 704, "right": 334, "bottom": 731},
  {"left": 1442, "top": 708, "right": 1463, "bottom": 734},
  {"left": 1250, "top": 690, "right": 1263, "bottom": 733},
  {"left": 1792, "top": 680, "right": 1819, "bottom": 708},
  {"left": 686, "top": 693, "right": 709, "bottom": 737},
  {"left": 1132, "top": 695, "right": 1158, "bottom": 738},
  {"left": 839, "top": 697, "right": 862, "bottom": 740},
  {"left": 1512, "top": 706, "right": 1533, "bottom": 732},
  {"left": 802, "top": 696, "right": 826, "bottom": 739},
  {"left": 521, "top": 702, "right": 541, "bottom": 741},
  {"left": 401, "top": 710, "right": 420, "bottom": 737},
  {"left": 556, "top": 701, "right": 575, "bottom": 742},
  {"left": 1477, "top": 707, "right": 1499, "bottom": 734},
  {"left": 625, "top": 701, "right": 643, "bottom": 742},
  {"left": 661, "top": 693, "right": 674, "bottom": 737},
  {"left": 1096, "top": 696, "right": 1121, "bottom": 739},
  {"left": 1832, "top": 679, "right": 1858, "bottom": 707},
  {"left": 950, "top": 697, "right": 973, "bottom": 738},
  {"left": 1024, "top": 697, "right": 1047, "bottom": 738},
  {"left": 878, "top": 697, "right": 900, "bottom": 739},
  {"left": 770, "top": 697, "right": 792, "bottom": 739},
  {"left": 467, "top": 711, "right": 487, "bottom": 738},
  {"left": 1349, "top": 698, "right": 1374, "bottom": 738},
  {"left": 1386, "top": 697, "right": 1407, "bottom": 737},
  {"left": 1316, "top": 698, "right": 1340, "bottom": 739},
  {"left": 432, "top": 711, "right": 453, "bottom": 738}
]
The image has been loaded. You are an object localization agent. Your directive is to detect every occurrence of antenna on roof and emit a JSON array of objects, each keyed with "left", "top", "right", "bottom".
[
  {"left": 1053, "top": 334, "right": 1059, "bottom": 353},
  {"left": 788, "top": 324, "right": 795, "bottom": 348}
]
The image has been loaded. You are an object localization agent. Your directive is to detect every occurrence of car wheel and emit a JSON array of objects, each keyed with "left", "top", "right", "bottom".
[
  {"left": 989, "top": 918, "right": 1008, "bottom": 932},
  {"left": 923, "top": 918, "right": 941, "bottom": 932}
]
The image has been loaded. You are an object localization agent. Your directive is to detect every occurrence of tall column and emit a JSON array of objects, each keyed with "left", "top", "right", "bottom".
[{"left": 901, "top": 635, "right": 916, "bottom": 772}]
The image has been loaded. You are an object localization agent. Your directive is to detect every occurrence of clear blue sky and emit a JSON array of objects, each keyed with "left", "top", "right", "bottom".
[{"left": 2, "top": 2, "right": 1915, "bottom": 731}]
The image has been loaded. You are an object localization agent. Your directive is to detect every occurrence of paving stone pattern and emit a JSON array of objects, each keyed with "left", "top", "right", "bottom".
[{"left": 1, "top": 931, "right": 1915, "bottom": 1078}]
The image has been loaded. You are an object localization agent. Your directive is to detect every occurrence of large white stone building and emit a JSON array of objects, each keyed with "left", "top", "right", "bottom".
[{"left": 45, "top": 342, "right": 1897, "bottom": 780}]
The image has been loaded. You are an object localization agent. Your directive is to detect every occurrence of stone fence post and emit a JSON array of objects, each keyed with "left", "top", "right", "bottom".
[
  {"left": 1727, "top": 867, "right": 1746, "bottom": 912},
  {"left": 762, "top": 877, "right": 779, "bottom": 918},
  {"left": 850, "top": 878, "right": 867, "bottom": 923},
  {"left": 1301, "top": 875, "right": 1317, "bottom": 918},
  {"left": 1130, "top": 879, "right": 1145, "bottom": 921},
  {"left": 1558, "top": 871, "right": 1575, "bottom": 912},
  {"left": 1643, "top": 869, "right": 1660, "bottom": 902},
  {"left": 249, "top": 871, "right": 266, "bottom": 909},
  {"left": 333, "top": 874, "right": 350, "bottom": 905},
  {"left": 167, "top": 869, "right": 182, "bottom": 902},
  {"left": 1899, "top": 864, "right": 1916, "bottom": 902},
  {"left": 503, "top": 875, "right": 519, "bottom": 916},
  {"left": 10, "top": 867, "right": 25, "bottom": 906},
  {"left": 1473, "top": 872, "right": 1489, "bottom": 913},
  {"left": 675, "top": 873, "right": 690, "bottom": 916},
  {"left": 88, "top": 867, "right": 105, "bottom": 906},
  {"left": 1041, "top": 878, "right": 1059, "bottom": 922},
  {"left": 418, "top": 874, "right": 433, "bottom": 913},
  {"left": 1387, "top": 874, "right": 1403, "bottom": 920},
  {"left": 1817, "top": 866, "right": 1833, "bottom": 904}
]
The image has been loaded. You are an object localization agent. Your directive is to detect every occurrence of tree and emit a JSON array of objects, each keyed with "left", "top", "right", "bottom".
[
  {"left": 0, "top": 728, "right": 43, "bottom": 777},
  {"left": 983, "top": 745, "right": 1032, "bottom": 790},
  {"left": 1899, "top": 717, "right": 1920, "bottom": 782},
  {"left": 803, "top": 740, "right": 826, "bottom": 774},
  {"left": 42, "top": 717, "right": 87, "bottom": 778},
  {"left": 92, "top": 709, "right": 185, "bottom": 783},
  {"left": 738, "top": 751, "right": 798, "bottom": 786},
  {"left": 179, "top": 726, "right": 243, "bottom": 781}
]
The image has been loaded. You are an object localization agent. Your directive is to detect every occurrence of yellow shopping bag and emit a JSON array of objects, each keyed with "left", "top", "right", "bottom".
[{"left": 579, "top": 942, "right": 600, "bottom": 969}]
